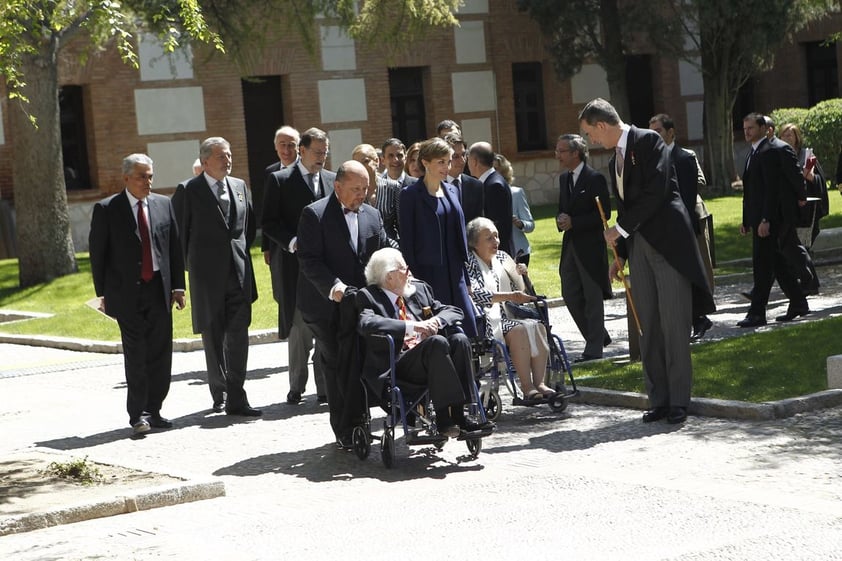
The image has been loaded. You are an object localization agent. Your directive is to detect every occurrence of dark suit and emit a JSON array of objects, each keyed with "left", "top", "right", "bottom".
[
  {"left": 172, "top": 173, "right": 257, "bottom": 411},
  {"left": 262, "top": 164, "right": 335, "bottom": 396},
  {"left": 356, "top": 281, "right": 472, "bottom": 420},
  {"left": 451, "top": 173, "right": 484, "bottom": 224},
  {"left": 742, "top": 137, "right": 810, "bottom": 316},
  {"left": 480, "top": 170, "right": 514, "bottom": 256},
  {"left": 296, "top": 194, "right": 389, "bottom": 438},
  {"left": 557, "top": 164, "right": 611, "bottom": 358},
  {"left": 89, "top": 191, "right": 185, "bottom": 425},
  {"left": 398, "top": 179, "right": 477, "bottom": 338},
  {"left": 611, "top": 126, "right": 713, "bottom": 410}
]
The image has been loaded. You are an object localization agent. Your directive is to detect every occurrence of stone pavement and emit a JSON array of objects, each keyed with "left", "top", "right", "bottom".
[{"left": 1, "top": 263, "right": 842, "bottom": 558}]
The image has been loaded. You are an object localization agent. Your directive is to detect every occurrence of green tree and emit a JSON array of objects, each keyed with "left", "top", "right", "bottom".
[
  {"left": 516, "top": 0, "right": 633, "bottom": 120},
  {"left": 0, "top": 0, "right": 459, "bottom": 287},
  {"left": 644, "top": 0, "right": 838, "bottom": 193}
]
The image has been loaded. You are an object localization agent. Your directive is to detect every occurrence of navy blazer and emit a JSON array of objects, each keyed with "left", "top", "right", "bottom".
[
  {"left": 482, "top": 170, "right": 514, "bottom": 255},
  {"left": 296, "top": 193, "right": 389, "bottom": 325},
  {"left": 90, "top": 191, "right": 185, "bottom": 319}
]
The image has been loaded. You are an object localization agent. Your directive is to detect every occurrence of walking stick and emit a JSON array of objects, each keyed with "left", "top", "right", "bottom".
[{"left": 595, "top": 197, "right": 642, "bottom": 336}]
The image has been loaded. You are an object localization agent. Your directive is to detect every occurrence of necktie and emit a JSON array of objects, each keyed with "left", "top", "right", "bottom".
[
  {"left": 396, "top": 296, "right": 419, "bottom": 350},
  {"left": 568, "top": 172, "right": 575, "bottom": 197},
  {"left": 307, "top": 173, "right": 320, "bottom": 198},
  {"left": 216, "top": 180, "right": 229, "bottom": 218},
  {"left": 745, "top": 148, "right": 755, "bottom": 174},
  {"left": 453, "top": 176, "right": 461, "bottom": 189},
  {"left": 137, "top": 201, "right": 153, "bottom": 282},
  {"left": 615, "top": 146, "right": 624, "bottom": 176}
]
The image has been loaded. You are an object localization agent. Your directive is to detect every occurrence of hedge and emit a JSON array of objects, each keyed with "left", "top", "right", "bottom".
[{"left": 771, "top": 99, "right": 842, "bottom": 181}]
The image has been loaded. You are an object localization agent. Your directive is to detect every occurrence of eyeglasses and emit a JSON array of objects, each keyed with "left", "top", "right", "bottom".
[
  {"left": 307, "top": 150, "right": 329, "bottom": 158},
  {"left": 554, "top": 148, "right": 574, "bottom": 155},
  {"left": 393, "top": 264, "right": 409, "bottom": 273},
  {"left": 277, "top": 142, "right": 298, "bottom": 149}
]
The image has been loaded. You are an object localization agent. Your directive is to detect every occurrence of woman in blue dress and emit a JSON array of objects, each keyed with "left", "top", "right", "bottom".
[{"left": 399, "top": 137, "right": 477, "bottom": 337}]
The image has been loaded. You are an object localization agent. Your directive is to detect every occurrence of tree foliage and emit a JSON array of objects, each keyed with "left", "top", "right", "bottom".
[
  {"left": 0, "top": 0, "right": 459, "bottom": 287},
  {"left": 642, "top": 0, "right": 839, "bottom": 192},
  {"left": 516, "top": 0, "right": 636, "bottom": 119}
]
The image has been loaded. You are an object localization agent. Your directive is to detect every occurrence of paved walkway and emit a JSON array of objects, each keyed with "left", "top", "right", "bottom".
[{"left": 1, "top": 263, "right": 842, "bottom": 559}]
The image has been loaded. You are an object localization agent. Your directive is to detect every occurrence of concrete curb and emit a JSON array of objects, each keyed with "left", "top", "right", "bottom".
[
  {"left": 572, "top": 386, "right": 842, "bottom": 421},
  {"left": 0, "top": 477, "right": 225, "bottom": 536}
]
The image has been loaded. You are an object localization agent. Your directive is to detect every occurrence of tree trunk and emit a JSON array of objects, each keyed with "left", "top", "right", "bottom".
[
  {"left": 701, "top": 67, "right": 737, "bottom": 194},
  {"left": 600, "top": 0, "right": 631, "bottom": 120},
  {"left": 9, "top": 50, "right": 78, "bottom": 287}
]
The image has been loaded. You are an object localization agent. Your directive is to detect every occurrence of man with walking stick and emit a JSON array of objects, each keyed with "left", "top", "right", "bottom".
[{"left": 578, "top": 98, "right": 714, "bottom": 425}]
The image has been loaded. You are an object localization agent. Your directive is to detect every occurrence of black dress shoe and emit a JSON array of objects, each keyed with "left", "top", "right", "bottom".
[
  {"left": 642, "top": 407, "right": 668, "bottom": 423},
  {"left": 463, "top": 419, "right": 496, "bottom": 433},
  {"left": 739, "top": 290, "right": 753, "bottom": 302},
  {"left": 691, "top": 316, "right": 713, "bottom": 340},
  {"left": 775, "top": 307, "right": 810, "bottom": 322},
  {"left": 212, "top": 400, "right": 226, "bottom": 413},
  {"left": 226, "top": 405, "right": 262, "bottom": 417},
  {"left": 667, "top": 407, "right": 687, "bottom": 424},
  {"left": 316, "top": 395, "right": 328, "bottom": 404},
  {"left": 335, "top": 434, "right": 353, "bottom": 450},
  {"left": 737, "top": 315, "right": 766, "bottom": 328},
  {"left": 286, "top": 390, "right": 302, "bottom": 404},
  {"left": 603, "top": 333, "right": 612, "bottom": 347},
  {"left": 147, "top": 415, "right": 173, "bottom": 429}
]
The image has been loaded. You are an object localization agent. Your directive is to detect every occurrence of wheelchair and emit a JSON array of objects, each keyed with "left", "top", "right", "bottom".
[
  {"left": 474, "top": 296, "right": 578, "bottom": 421},
  {"left": 351, "top": 332, "right": 489, "bottom": 469}
]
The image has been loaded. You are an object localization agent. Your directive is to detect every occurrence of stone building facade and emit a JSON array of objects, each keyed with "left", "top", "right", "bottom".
[{"left": 0, "top": 1, "right": 839, "bottom": 253}]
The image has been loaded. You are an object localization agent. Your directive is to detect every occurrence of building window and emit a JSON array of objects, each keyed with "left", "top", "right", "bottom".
[
  {"left": 805, "top": 41, "right": 839, "bottom": 106},
  {"left": 59, "top": 86, "right": 90, "bottom": 190},
  {"left": 241, "top": 75, "right": 284, "bottom": 222},
  {"left": 625, "top": 55, "right": 654, "bottom": 128},
  {"left": 389, "top": 67, "right": 427, "bottom": 145},
  {"left": 512, "top": 62, "right": 547, "bottom": 151}
]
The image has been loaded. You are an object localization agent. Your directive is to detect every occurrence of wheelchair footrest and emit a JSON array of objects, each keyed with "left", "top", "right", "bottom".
[{"left": 406, "top": 433, "right": 448, "bottom": 446}]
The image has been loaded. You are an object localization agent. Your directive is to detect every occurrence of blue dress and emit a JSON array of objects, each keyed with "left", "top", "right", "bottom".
[{"left": 398, "top": 179, "right": 478, "bottom": 337}]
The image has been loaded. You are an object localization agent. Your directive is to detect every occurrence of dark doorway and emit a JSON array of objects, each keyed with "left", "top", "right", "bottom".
[
  {"left": 59, "top": 86, "right": 91, "bottom": 190},
  {"left": 512, "top": 62, "right": 547, "bottom": 151},
  {"left": 805, "top": 41, "right": 839, "bottom": 106},
  {"left": 625, "top": 55, "right": 654, "bottom": 128},
  {"left": 389, "top": 68, "right": 427, "bottom": 145},
  {"left": 241, "top": 75, "right": 284, "bottom": 221}
]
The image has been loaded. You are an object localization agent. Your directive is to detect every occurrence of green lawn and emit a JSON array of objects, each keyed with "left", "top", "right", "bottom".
[
  {"left": 1, "top": 190, "right": 840, "bottom": 401},
  {"left": 526, "top": 189, "right": 842, "bottom": 298}
]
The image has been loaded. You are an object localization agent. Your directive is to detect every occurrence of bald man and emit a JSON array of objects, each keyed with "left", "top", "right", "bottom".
[
  {"left": 467, "top": 141, "right": 514, "bottom": 256},
  {"left": 296, "top": 160, "right": 390, "bottom": 448}
]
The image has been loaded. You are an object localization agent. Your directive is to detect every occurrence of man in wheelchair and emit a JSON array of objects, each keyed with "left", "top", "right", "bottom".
[{"left": 357, "top": 248, "right": 495, "bottom": 438}]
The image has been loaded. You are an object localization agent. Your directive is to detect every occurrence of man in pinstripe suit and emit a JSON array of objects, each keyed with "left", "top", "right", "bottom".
[{"left": 579, "top": 98, "right": 714, "bottom": 425}]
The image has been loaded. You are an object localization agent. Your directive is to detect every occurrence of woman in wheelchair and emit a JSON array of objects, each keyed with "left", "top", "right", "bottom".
[
  {"left": 466, "top": 217, "right": 554, "bottom": 402},
  {"left": 357, "top": 248, "right": 495, "bottom": 438}
]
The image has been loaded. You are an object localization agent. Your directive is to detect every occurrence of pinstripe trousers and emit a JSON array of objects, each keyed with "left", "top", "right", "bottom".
[{"left": 628, "top": 234, "right": 693, "bottom": 408}]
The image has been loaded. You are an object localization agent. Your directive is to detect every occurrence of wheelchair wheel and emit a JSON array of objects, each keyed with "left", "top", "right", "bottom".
[
  {"left": 381, "top": 424, "right": 396, "bottom": 469},
  {"left": 548, "top": 393, "right": 568, "bottom": 413},
  {"left": 480, "top": 389, "right": 502, "bottom": 422},
  {"left": 352, "top": 425, "right": 370, "bottom": 460},
  {"left": 466, "top": 437, "right": 482, "bottom": 458}
]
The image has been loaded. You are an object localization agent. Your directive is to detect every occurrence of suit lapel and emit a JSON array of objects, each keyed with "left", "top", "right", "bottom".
[{"left": 372, "top": 286, "right": 398, "bottom": 319}]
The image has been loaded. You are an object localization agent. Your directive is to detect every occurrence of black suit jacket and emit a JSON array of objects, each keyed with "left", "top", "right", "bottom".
[
  {"left": 455, "top": 173, "right": 484, "bottom": 224},
  {"left": 356, "top": 280, "right": 463, "bottom": 394},
  {"left": 610, "top": 126, "right": 714, "bottom": 315},
  {"left": 557, "top": 164, "right": 612, "bottom": 299},
  {"left": 742, "top": 137, "right": 806, "bottom": 229},
  {"left": 262, "top": 164, "right": 336, "bottom": 337},
  {"left": 171, "top": 174, "right": 257, "bottom": 333},
  {"left": 296, "top": 193, "right": 389, "bottom": 326},
  {"left": 482, "top": 170, "right": 514, "bottom": 255},
  {"left": 90, "top": 191, "right": 185, "bottom": 319},
  {"left": 672, "top": 145, "right": 703, "bottom": 234}
]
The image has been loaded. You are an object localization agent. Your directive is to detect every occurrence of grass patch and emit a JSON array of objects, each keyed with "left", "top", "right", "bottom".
[
  {"left": 45, "top": 456, "right": 103, "bottom": 485},
  {"left": 571, "top": 316, "right": 839, "bottom": 402}
]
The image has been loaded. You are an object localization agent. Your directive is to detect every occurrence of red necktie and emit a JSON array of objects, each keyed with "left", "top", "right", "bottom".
[
  {"left": 396, "top": 296, "right": 418, "bottom": 350},
  {"left": 137, "top": 201, "right": 153, "bottom": 282}
]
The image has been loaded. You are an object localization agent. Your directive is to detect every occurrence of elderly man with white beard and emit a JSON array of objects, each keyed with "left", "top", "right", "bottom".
[{"left": 355, "top": 248, "right": 494, "bottom": 438}]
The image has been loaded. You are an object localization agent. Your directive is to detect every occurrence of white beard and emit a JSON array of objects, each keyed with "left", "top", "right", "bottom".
[{"left": 401, "top": 281, "right": 417, "bottom": 298}]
